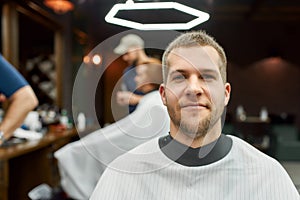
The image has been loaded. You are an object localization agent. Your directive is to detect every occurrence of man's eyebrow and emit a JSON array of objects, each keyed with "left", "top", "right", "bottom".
[
  {"left": 169, "top": 68, "right": 218, "bottom": 76},
  {"left": 200, "top": 69, "right": 219, "bottom": 75},
  {"left": 169, "top": 69, "right": 186, "bottom": 76}
]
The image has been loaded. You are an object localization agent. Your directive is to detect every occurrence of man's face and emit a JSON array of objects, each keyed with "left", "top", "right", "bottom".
[
  {"left": 159, "top": 46, "right": 231, "bottom": 139},
  {"left": 122, "top": 47, "right": 139, "bottom": 65}
]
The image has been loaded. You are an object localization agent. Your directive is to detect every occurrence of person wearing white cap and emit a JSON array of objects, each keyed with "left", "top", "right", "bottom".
[{"left": 114, "top": 34, "right": 161, "bottom": 113}]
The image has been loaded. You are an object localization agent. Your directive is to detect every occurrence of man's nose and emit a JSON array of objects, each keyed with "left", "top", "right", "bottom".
[{"left": 186, "top": 76, "right": 204, "bottom": 97}]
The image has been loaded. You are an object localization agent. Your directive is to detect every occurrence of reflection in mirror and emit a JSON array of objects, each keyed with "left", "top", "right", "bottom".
[{"left": 19, "top": 12, "right": 56, "bottom": 104}]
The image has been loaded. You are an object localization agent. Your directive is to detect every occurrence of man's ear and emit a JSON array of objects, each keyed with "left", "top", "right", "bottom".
[
  {"left": 159, "top": 84, "right": 167, "bottom": 106},
  {"left": 224, "top": 82, "right": 231, "bottom": 106}
]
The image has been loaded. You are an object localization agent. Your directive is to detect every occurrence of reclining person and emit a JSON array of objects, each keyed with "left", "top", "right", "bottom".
[{"left": 54, "top": 62, "right": 169, "bottom": 199}]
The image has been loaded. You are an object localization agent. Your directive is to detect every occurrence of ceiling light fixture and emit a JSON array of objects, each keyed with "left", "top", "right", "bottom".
[
  {"left": 43, "top": 0, "right": 74, "bottom": 14},
  {"left": 105, "top": 0, "right": 210, "bottom": 30}
]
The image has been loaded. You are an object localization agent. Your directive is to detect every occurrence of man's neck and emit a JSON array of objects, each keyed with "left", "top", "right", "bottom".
[
  {"left": 159, "top": 133, "right": 232, "bottom": 166},
  {"left": 169, "top": 122, "right": 222, "bottom": 148},
  {"left": 136, "top": 51, "right": 149, "bottom": 65}
]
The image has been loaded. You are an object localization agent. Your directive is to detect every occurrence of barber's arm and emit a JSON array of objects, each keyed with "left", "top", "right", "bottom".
[
  {"left": 116, "top": 91, "right": 143, "bottom": 106},
  {"left": 0, "top": 85, "right": 38, "bottom": 144}
]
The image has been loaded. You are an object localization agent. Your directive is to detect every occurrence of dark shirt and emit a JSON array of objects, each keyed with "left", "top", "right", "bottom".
[
  {"left": 123, "top": 65, "right": 144, "bottom": 113},
  {"left": 0, "top": 55, "right": 28, "bottom": 98},
  {"left": 159, "top": 133, "right": 232, "bottom": 167}
]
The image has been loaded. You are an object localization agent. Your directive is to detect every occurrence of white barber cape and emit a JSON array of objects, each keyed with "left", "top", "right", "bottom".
[
  {"left": 90, "top": 135, "right": 300, "bottom": 200},
  {"left": 54, "top": 91, "right": 170, "bottom": 200}
]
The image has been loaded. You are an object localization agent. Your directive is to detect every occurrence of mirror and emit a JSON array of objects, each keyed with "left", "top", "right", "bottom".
[
  {"left": 19, "top": 12, "right": 56, "bottom": 104},
  {"left": 1, "top": 2, "right": 63, "bottom": 107}
]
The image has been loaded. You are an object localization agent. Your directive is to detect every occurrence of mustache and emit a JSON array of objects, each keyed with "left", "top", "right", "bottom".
[{"left": 180, "top": 101, "right": 211, "bottom": 109}]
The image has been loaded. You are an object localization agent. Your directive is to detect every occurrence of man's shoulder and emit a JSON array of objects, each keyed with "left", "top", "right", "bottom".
[
  {"left": 227, "top": 135, "right": 298, "bottom": 196},
  {"left": 229, "top": 135, "right": 286, "bottom": 171},
  {"left": 110, "top": 137, "right": 159, "bottom": 164},
  {"left": 124, "top": 65, "right": 135, "bottom": 71},
  {"left": 148, "top": 57, "right": 161, "bottom": 64},
  {"left": 105, "top": 136, "right": 170, "bottom": 173}
]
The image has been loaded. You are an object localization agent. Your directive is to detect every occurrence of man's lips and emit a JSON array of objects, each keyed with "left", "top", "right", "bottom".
[{"left": 181, "top": 102, "right": 210, "bottom": 109}]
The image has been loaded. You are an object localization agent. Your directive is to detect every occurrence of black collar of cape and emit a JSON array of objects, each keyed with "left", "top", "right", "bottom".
[{"left": 159, "top": 133, "right": 232, "bottom": 167}]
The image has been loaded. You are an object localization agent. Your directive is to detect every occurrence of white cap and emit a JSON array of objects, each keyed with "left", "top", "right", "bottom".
[{"left": 114, "top": 34, "right": 144, "bottom": 55}]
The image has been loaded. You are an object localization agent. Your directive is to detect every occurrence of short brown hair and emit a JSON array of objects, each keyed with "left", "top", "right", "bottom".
[{"left": 162, "top": 30, "right": 227, "bottom": 83}]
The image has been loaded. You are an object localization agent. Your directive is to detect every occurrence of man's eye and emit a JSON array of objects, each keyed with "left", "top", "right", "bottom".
[
  {"left": 173, "top": 74, "right": 185, "bottom": 81},
  {"left": 202, "top": 74, "right": 215, "bottom": 80}
]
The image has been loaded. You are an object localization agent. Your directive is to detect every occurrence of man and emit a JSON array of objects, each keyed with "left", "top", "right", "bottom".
[
  {"left": 54, "top": 62, "right": 169, "bottom": 199},
  {"left": 90, "top": 31, "right": 299, "bottom": 199},
  {"left": 118, "top": 62, "right": 163, "bottom": 106},
  {"left": 114, "top": 34, "right": 160, "bottom": 113},
  {"left": 0, "top": 54, "right": 38, "bottom": 145}
]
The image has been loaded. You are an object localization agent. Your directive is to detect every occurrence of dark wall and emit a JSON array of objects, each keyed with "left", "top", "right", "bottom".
[
  {"left": 200, "top": 20, "right": 300, "bottom": 129},
  {"left": 89, "top": 19, "right": 300, "bottom": 128},
  {"left": 228, "top": 59, "right": 300, "bottom": 128}
]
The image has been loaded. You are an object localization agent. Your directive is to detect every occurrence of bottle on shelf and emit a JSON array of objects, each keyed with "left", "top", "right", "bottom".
[
  {"left": 236, "top": 105, "right": 246, "bottom": 121},
  {"left": 260, "top": 107, "right": 269, "bottom": 121},
  {"left": 60, "top": 109, "right": 69, "bottom": 128},
  {"left": 77, "top": 112, "right": 86, "bottom": 132}
]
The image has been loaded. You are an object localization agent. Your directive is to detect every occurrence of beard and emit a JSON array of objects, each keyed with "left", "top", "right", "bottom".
[{"left": 166, "top": 101, "right": 222, "bottom": 139}]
